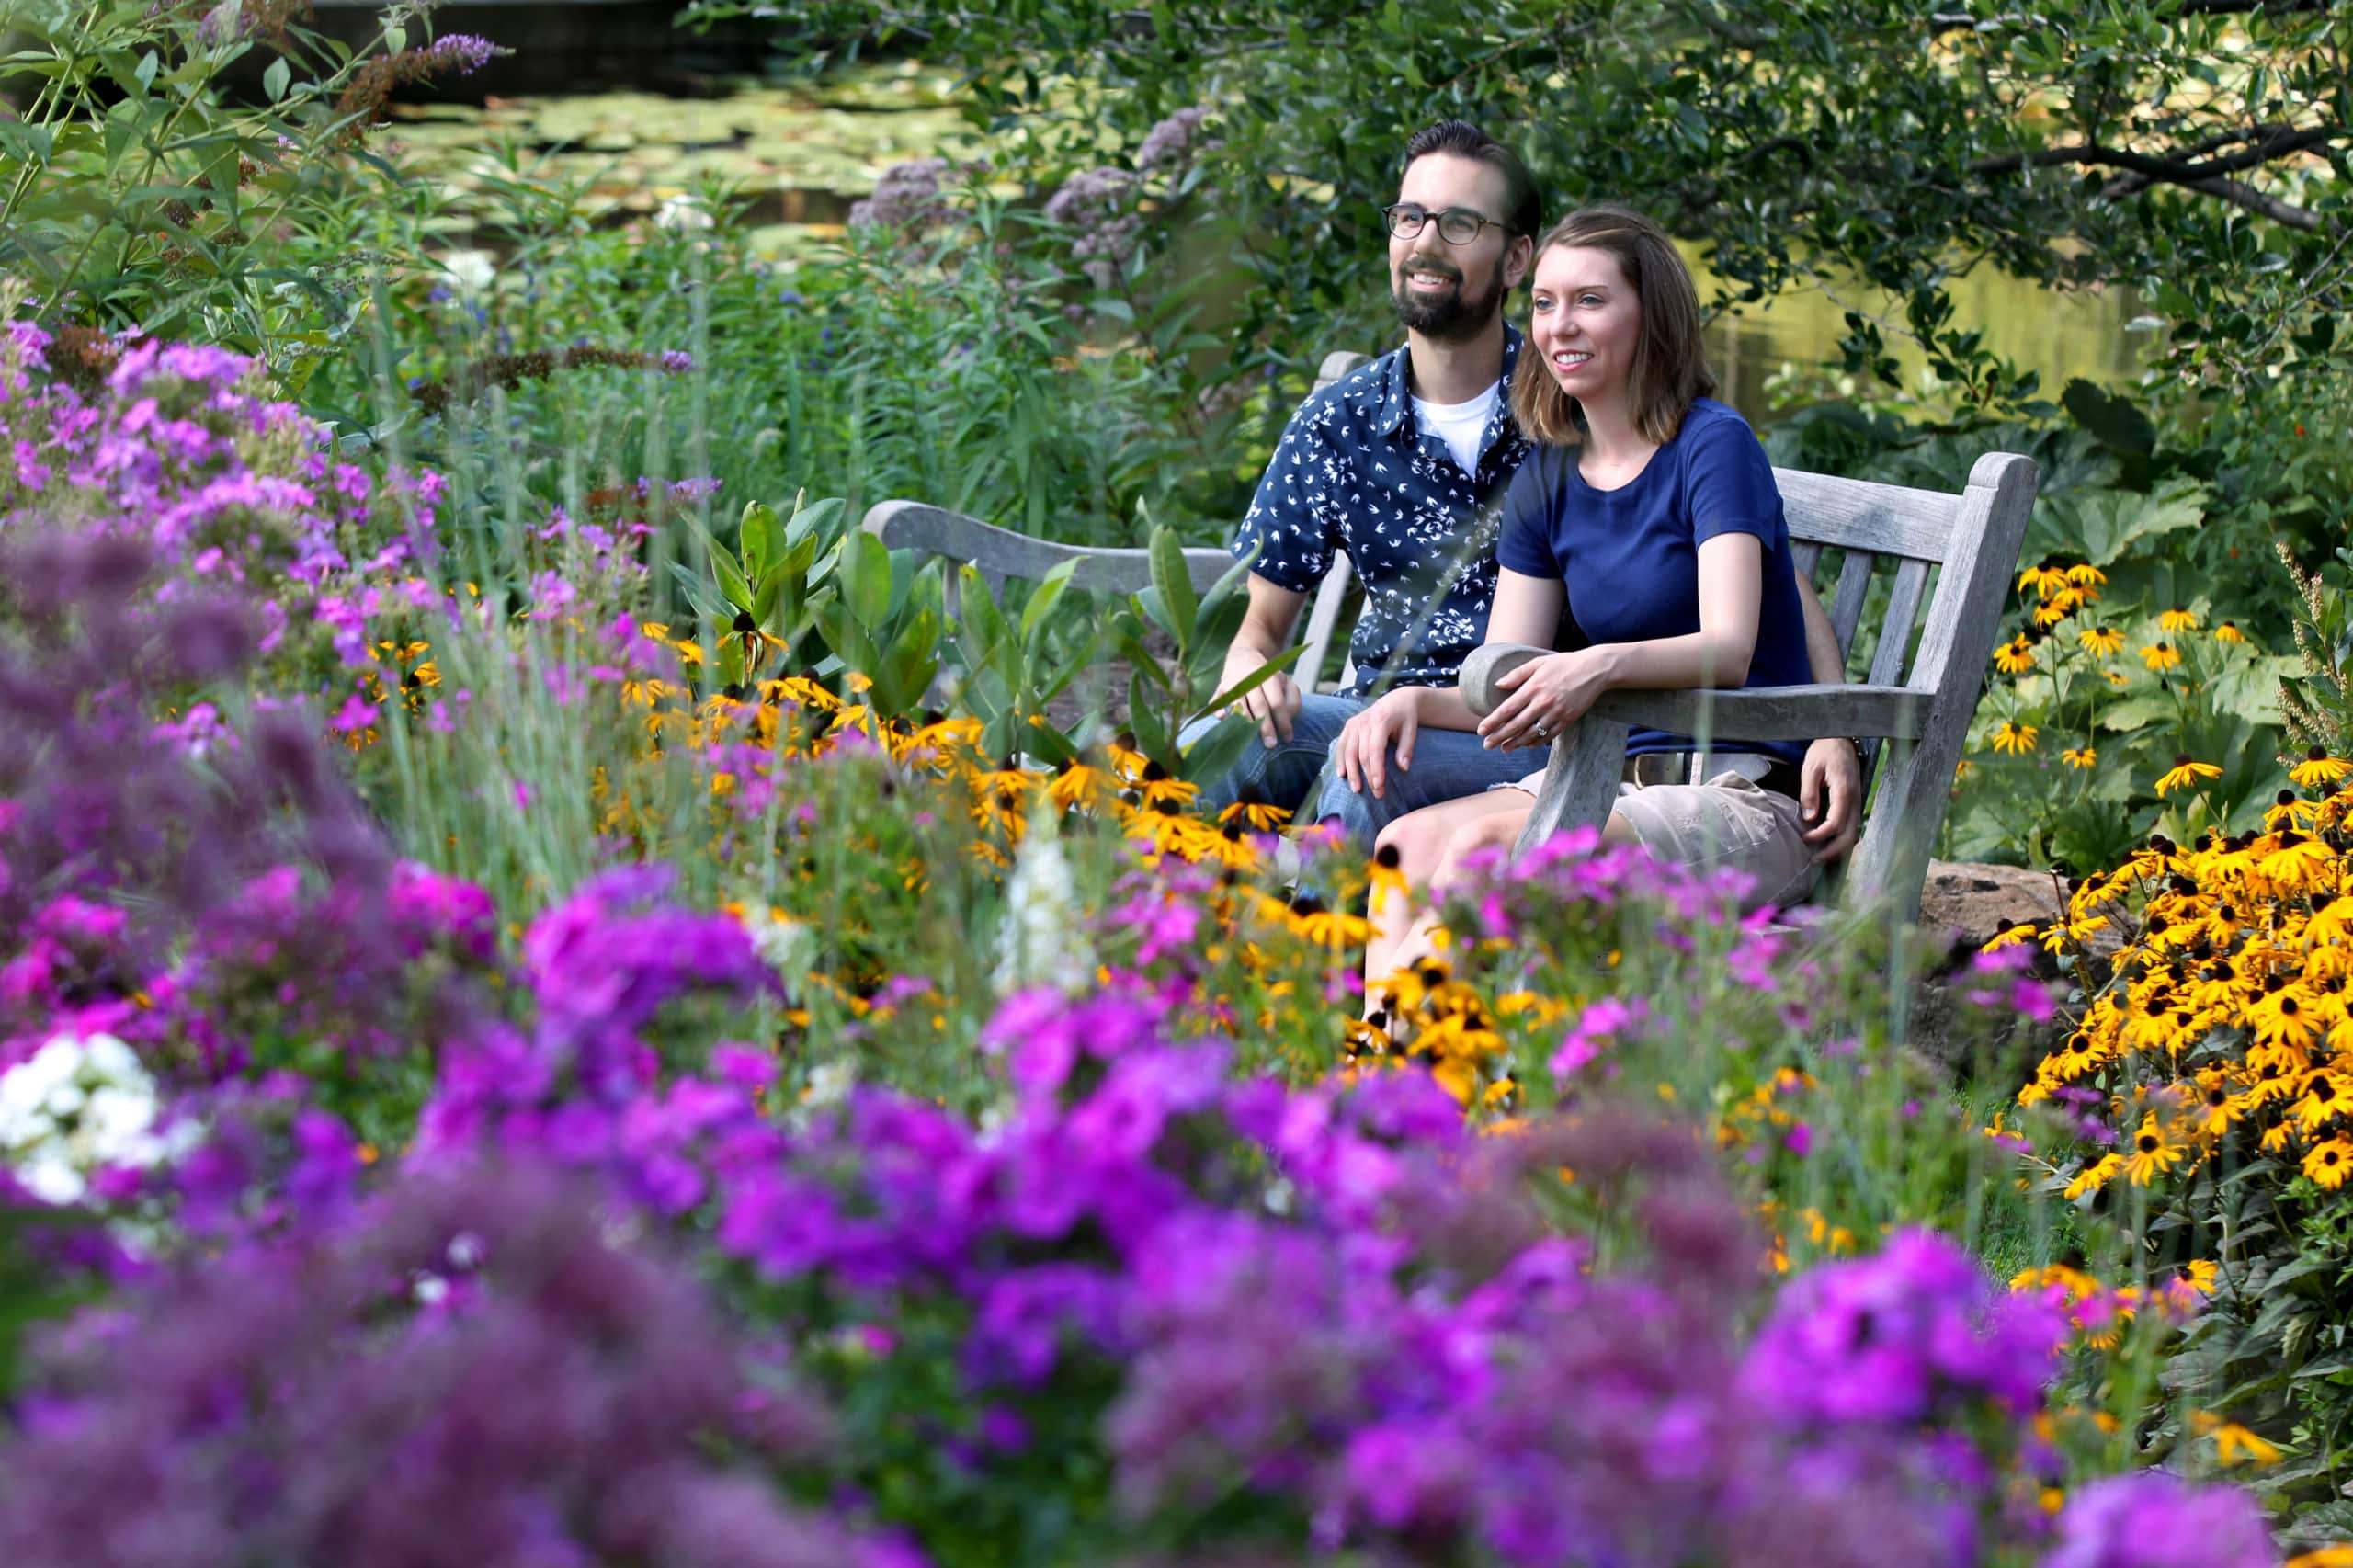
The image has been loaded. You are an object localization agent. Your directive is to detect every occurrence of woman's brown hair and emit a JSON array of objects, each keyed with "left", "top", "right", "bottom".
[{"left": 1510, "top": 203, "right": 1717, "bottom": 449}]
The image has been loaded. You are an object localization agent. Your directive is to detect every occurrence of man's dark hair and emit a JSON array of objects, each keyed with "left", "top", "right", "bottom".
[{"left": 1401, "top": 119, "right": 1541, "bottom": 240}]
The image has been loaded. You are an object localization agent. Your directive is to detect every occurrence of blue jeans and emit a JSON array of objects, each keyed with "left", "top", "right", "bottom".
[
  {"left": 1308, "top": 717, "right": 1540, "bottom": 849},
  {"left": 1184, "top": 693, "right": 1370, "bottom": 844},
  {"left": 1184, "top": 694, "right": 1539, "bottom": 856}
]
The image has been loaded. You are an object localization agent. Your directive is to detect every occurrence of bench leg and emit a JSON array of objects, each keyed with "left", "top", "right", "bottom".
[{"left": 1514, "top": 716, "right": 1629, "bottom": 857}]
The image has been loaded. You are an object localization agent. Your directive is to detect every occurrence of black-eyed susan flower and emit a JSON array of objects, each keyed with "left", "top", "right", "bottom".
[
  {"left": 2018, "top": 563, "right": 2069, "bottom": 598},
  {"left": 2032, "top": 597, "right": 2074, "bottom": 630},
  {"left": 1135, "top": 762, "right": 1201, "bottom": 812},
  {"left": 2154, "top": 755, "right": 2222, "bottom": 795},
  {"left": 2291, "top": 1067, "right": 2351, "bottom": 1130},
  {"left": 1993, "top": 635, "right": 2037, "bottom": 675},
  {"left": 2158, "top": 608, "right": 2200, "bottom": 633},
  {"left": 2063, "top": 1153, "right": 2124, "bottom": 1199},
  {"left": 2187, "top": 1070, "right": 2245, "bottom": 1138},
  {"left": 2122, "top": 1116, "right": 2186, "bottom": 1185},
  {"left": 1218, "top": 785, "right": 1290, "bottom": 833},
  {"left": 1992, "top": 721, "right": 2038, "bottom": 755},
  {"left": 2078, "top": 624, "right": 2125, "bottom": 656},
  {"left": 2064, "top": 562, "right": 2107, "bottom": 589},
  {"left": 1049, "top": 754, "right": 1121, "bottom": 811},
  {"left": 2213, "top": 620, "right": 2247, "bottom": 645},
  {"left": 2062, "top": 745, "right": 2097, "bottom": 770},
  {"left": 2141, "top": 642, "right": 2182, "bottom": 672},
  {"left": 2292, "top": 746, "right": 2352, "bottom": 790},
  {"left": 2303, "top": 1136, "right": 2353, "bottom": 1190}
]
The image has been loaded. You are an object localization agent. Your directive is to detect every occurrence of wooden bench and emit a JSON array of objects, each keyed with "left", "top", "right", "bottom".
[
  {"left": 1459, "top": 452, "right": 2040, "bottom": 921},
  {"left": 862, "top": 351, "right": 1374, "bottom": 695}
]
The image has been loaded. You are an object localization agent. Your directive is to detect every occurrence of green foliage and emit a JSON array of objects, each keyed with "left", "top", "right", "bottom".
[
  {"left": 688, "top": 0, "right": 2350, "bottom": 426},
  {"left": 2281, "top": 545, "right": 2353, "bottom": 759},
  {"left": 0, "top": 0, "right": 492, "bottom": 387}
]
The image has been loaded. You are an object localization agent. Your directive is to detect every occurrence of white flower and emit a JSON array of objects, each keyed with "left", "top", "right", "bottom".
[
  {"left": 440, "top": 249, "right": 497, "bottom": 301},
  {"left": 654, "top": 194, "right": 714, "bottom": 233},
  {"left": 735, "top": 903, "right": 813, "bottom": 990},
  {"left": 0, "top": 1031, "right": 194, "bottom": 1207},
  {"left": 994, "top": 817, "right": 1090, "bottom": 995},
  {"left": 803, "top": 1060, "right": 856, "bottom": 1109}
]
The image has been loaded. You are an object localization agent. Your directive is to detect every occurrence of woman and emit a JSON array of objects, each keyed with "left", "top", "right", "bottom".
[{"left": 1338, "top": 203, "right": 1851, "bottom": 988}]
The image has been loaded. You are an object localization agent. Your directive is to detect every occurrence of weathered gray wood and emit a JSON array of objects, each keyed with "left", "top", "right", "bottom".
[
  {"left": 1517, "top": 714, "right": 1630, "bottom": 855},
  {"left": 865, "top": 502, "right": 1232, "bottom": 597},
  {"left": 1827, "top": 549, "right": 1875, "bottom": 662},
  {"left": 1841, "top": 451, "right": 2039, "bottom": 917},
  {"left": 1773, "top": 469, "right": 1963, "bottom": 563},
  {"left": 1463, "top": 645, "right": 1927, "bottom": 742},
  {"left": 1790, "top": 540, "right": 1823, "bottom": 582},
  {"left": 1859, "top": 557, "right": 1933, "bottom": 780},
  {"left": 1590, "top": 684, "right": 1929, "bottom": 742},
  {"left": 1299, "top": 550, "right": 1355, "bottom": 692}
]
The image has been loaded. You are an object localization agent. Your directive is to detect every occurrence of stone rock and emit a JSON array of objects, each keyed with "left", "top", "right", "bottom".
[
  {"left": 1906, "top": 859, "right": 2076, "bottom": 1081},
  {"left": 1915, "top": 860, "right": 2069, "bottom": 950}
]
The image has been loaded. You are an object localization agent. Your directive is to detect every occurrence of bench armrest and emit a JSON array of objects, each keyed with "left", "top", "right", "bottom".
[{"left": 1458, "top": 642, "right": 1930, "bottom": 741}]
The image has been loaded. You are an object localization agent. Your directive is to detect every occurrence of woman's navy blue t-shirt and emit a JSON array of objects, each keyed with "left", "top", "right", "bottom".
[{"left": 1495, "top": 398, "right": 1810, "bottom": 767}]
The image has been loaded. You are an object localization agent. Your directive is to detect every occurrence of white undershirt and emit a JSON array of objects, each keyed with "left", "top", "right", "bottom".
[{"left": 1410, "top": 381, "right": 1501, "bottom": 476}]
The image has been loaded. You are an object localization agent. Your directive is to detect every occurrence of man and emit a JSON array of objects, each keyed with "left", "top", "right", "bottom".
[{"left": 1197, "top": 119, "right": 1861, "bottom": 863}]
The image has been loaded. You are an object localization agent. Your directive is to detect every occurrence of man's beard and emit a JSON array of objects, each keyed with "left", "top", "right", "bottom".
[{"left": 1392, "top": 255, "right": 1506, "bottom": 342}]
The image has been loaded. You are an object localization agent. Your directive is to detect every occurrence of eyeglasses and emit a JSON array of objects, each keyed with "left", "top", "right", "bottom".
[{"left": 1381, "top": 203, "right": 1511, "bottom": 244}]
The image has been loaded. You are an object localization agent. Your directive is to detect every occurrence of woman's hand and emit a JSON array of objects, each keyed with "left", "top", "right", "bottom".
[
  {"left": 1479, "top": 648, "right": 1611, "bottom": 750},
  {"left": 1334, "top": 688, "right": 1422, "bottom": 798}
]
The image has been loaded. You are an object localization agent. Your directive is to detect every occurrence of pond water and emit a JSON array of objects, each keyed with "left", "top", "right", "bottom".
[{"left": 392, "top": 61, "right": 2153, "bottom": 419}]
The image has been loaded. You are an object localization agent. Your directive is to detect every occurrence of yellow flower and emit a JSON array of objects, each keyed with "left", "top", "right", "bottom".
[
  {"left": 1993, "top": 636, "right": 2038, "bottom": 675},
  {"left": 1992, "top": 722, "right": 2039, "bottom": 755},
  {"left": 2141, "top": 642, "right": 2182, "bottom": 672},
  {"left": 2062, "top": 745, "right": 2097, "bottom": 770},
  {"left": 2078, "top": 624, "right": 2125, "bottom": 656},
  {"left": 2288, "top": 1549, "right": 2353, "bottom": 1568},
  {"left": 2213, "top": 620, "right": 2248, "bottom": 644},
  {"left": 2158, "top": 608, "right": 2200, "bottom": 633},
  {"left": 2303, "top": 1137, "right": 2353, "bottom": 1190},
  {"left": 1953, "top": 757, "right": 1974, "bottom": 782},
  {"left": 2154, "top": 755, "right": 2222, "bottom": 795},
  {"left": 2291, "top": 747, "right": 2353, "bottom": 789},
  {"left": 2018, "top": 564, "right": 2069, "bottom": 598},
  {"left": 2121, "top": 1116, "right": 2186, "bottom": 1186},
  {"left": 2188, "top": 1411, "right": 2283, "bottom": 1467},
  {"left": 2064, "top": 563, "right": 2108, "bottom": 588},
  {"left": 1982, "top": 922, "right": 2040, "bottom": 952},
  {"left": 2032, "top": 598, "right": 2073, "bottom": 630},
  {"left": 2063, "top": 1153, "right": 2124, "bottom": 1199}
]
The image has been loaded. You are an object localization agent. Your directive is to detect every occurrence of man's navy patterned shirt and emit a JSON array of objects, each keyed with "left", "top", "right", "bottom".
[{"left": 1231, "top": 324, "right": 1531, "bottom": 698}]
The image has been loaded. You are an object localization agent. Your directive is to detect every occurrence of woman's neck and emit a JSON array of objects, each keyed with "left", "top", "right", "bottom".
[{"left": 1575, "top": 392, "right": 1649, "bottom": 466}]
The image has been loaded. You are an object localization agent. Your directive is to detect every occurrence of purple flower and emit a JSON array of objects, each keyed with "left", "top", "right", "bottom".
[{"left": 2040, "top": 1472, "right": 2279, "bottom": 1568}]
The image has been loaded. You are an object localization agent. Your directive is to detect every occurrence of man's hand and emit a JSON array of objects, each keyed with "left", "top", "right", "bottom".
[
  {"left": 1334, "top": 688, "right": 1421, "bottom": 798},
  {"left": 1222, "top": 647, "right": 1303, "bottom": 747},
  {"left": 1799, "top": 737, "right": 1862, "bottom": 863}
]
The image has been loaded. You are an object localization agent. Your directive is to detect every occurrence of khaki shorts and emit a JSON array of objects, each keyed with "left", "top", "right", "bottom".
[{"left": 1501, "top": 759, "right": 1819, "bottom": 912}]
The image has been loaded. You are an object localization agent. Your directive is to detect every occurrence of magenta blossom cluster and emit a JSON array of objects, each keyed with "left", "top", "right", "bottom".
[{"left": 0, "top": 1155, "right": 911, "bottom": 1568}]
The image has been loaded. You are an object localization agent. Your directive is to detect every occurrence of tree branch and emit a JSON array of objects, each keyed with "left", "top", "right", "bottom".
[{"left": 1970, "top": 122, "right": 2336, "bottom": 228}]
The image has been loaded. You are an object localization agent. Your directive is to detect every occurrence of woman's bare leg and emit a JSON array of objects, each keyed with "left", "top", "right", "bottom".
[{"left": 1365, "top": 790, "right": 1534, "bottom": 1005}]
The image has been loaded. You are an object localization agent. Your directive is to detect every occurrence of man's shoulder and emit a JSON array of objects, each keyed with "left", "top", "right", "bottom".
[{"left": 1282, "top": 345, "right": 1405, "bottom": 441}]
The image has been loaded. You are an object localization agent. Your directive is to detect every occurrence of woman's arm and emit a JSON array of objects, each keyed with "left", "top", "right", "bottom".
[
  {"left": 1477, "top": 533, "right": 1762, "bottom": 750},
  {"left": 1330, "top": 567, "right": 1563, "bottom": 799},
  {"left": 1404, "top": 568, "right": 1566, "bottom": 733}
]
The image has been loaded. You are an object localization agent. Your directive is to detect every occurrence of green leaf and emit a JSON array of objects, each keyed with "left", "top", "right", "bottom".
[
  {"left": 842, "top": 529, "right": 893, "bottom": 630},
  {"left": 1128, "top": 667, "right": 1171, "bottom": 767},
  {"left": 1019, "top": 556, "right": 1082, "bottom": 655},
  {"left": 1189, "top": 643, "right": 1306, "bottom": 726},
  {"left": 1149, "top": 525, "right": 1199, "bottom": 653},
  {"left": 1179, "top": 711, "right": 1260, "bottom": 788},
  {"left": 262, "top": 55, "right": 290, "bottom": 102},
  {"left": 956, "top": 564, "right": 1020, "bottom": 688},
  {"left": 739, "top": 499, "right": 780, "bottom": 580}
]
